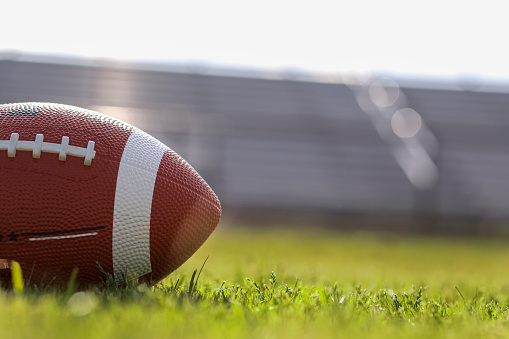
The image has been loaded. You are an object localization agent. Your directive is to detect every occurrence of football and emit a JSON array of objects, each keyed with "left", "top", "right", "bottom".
[{"left": 0, "top": 103, "right": 221, "bottom": 287}]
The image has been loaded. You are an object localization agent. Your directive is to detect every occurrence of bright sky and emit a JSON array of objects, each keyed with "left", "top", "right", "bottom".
[{"left": 3, "top": 0, "right": 509, "bottom": 81}]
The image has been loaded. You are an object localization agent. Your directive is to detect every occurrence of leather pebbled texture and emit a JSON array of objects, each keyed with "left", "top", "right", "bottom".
[{"left": 0, "top": 103, "right": 221, "bottom": 287}]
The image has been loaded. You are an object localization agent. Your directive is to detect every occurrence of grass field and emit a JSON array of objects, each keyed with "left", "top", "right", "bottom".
[{"left": 2, "top": 225, "right": 509, "bottom": 339}]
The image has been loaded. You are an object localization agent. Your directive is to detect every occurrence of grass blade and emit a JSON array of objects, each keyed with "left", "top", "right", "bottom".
[
  {"left": 11, "top": 261, "right": 24, "bottom": 294},
  {"left": 188, "top": 269, "right": 197, "bottom": 294},
  {"left": 188, "top": 256, "right": 209, "bottom": 295},
  {"left": 65, "top": 267, "right": 79, "bottom": 299}
]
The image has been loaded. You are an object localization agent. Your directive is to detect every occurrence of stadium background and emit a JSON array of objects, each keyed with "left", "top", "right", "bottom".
[{"left": 1, "top": 52, "right": 508, "bottom": 234}]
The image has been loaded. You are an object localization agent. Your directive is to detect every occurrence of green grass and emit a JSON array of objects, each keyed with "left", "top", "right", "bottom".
[{"left": 2, "top": 226, "right": 509, "bottom": 338}]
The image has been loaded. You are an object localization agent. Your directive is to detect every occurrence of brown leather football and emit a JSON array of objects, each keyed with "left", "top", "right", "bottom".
[{"left": 0, "top": 103, "right": 221, "bottom": 287}]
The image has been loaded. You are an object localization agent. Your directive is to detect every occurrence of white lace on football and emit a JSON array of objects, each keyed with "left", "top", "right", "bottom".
[{"left": 0, "top": 133, "right": 96, "bottom": 166}]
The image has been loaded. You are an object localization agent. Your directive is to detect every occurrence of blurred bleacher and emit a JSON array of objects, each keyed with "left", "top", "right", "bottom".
[{"left": 1, "top": 54, "right": 508, "bottom": 233}]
